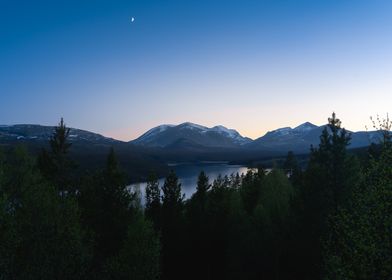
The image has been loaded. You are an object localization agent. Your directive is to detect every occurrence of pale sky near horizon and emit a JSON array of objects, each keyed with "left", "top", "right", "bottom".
[{"left": 1, "top": 0, "right": 391, "bottom": 141}]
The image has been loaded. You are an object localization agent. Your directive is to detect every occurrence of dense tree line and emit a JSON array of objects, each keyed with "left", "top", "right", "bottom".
[{"left": 0, "top": 113, "right": 391, "bottom": 279}]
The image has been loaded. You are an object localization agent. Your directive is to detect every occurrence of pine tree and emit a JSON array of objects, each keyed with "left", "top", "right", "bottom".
[
  {"left": 185, "top": 171, "right": 211, "bottom": 280},
  {"left": 38, "top": 118, "right": 75, "bottom": 191},
  {"left": 240, "top": 169, "right": 262, "bottom": 215},
  {"left": 161, "top": 170, "right": 183, "bottom": 213},
  {"left": 161, "top": 170, "right": 185, "bottom": 279},
  {"left": 195, "top": 171, "right": 210, "bottom": 200},
  {"left": 301, "top": 113, "right": 361, "bottom": 278},
  {"left": 324, "top": 115, "right": 392, "bottom": 279},
  {"left": 49, "top": 117, "right": 72, "bottom": 154},
  {"left": 145, "top": 173, "right": 161, "bottom": 232},
  {"left": 305, "top": 112, "right": 356, "bottom": 218},
  {"left": 79, "top": 147, "right": 134, "bottom": 276}
]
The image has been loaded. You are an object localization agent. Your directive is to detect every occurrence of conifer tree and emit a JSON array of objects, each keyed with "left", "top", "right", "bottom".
[
  {"left": 195, "top": 171, "right": 210, "bottom": 200},
  {"left": 161, "top": 170, "right": 185, "bottom": 279},
  {"left": 145, "top": 173, "right": 161, "bottom": 232},
  {"left": 241, "top": 169, "right": 263, "bottom": 215},
  {"left": 324, "top": 115, "right": 392, "bottom": 279},
  {"left": 38, "top": 117, "right": 75, "bottom": 191},
  {"left": 161, "top": 170, "right": 183, "bottom": 213},
  {"left": 79, "top": 147, "right": 134, "bottom": 276},
  {"left": 301, "top": 113, "right": 361, "bottom": 278}
]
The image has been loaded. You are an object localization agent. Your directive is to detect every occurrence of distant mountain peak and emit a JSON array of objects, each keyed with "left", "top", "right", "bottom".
[
  {"left": 211, "top": 125, "right": 236, "bottom": 133},
  {"left": 134, "top": 124, "right": 175, "bottom": 143},
  {"left": 132, "top": 122, "right": 250, "bottom": 147},
  {"left": 268, "top": 127, "right": 292, "bottom": 136},
  {"left": 294, "top": 122, "right": 318, "bottom": 131},
  {"left": 178, "top": 122, "right": 208, "bottom": 131},
  {"left": 0, "top": 124, "right": 116, "bottom": 143}
]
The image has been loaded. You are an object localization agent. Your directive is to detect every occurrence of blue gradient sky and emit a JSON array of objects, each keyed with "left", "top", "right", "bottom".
[{"left": 1, "top": 0, "right": 391, "bottom": 140}]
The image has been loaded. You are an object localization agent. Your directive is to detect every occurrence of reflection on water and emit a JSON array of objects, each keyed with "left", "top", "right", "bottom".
[{"left": 130, "top": 163, "right": 252, "bottom": 201}]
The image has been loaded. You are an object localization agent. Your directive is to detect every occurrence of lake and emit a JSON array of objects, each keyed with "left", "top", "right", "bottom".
[{"left": 130, "top": 162, "right": 252, "bottom": 200}]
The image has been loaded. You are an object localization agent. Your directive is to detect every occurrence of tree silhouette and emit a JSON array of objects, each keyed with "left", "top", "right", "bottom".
[
  {"left": 38, "top": 117, "right": 75, "bottom": 191},
  {"left": 145, "top": 172, "right": 161, "bottom": 232}
]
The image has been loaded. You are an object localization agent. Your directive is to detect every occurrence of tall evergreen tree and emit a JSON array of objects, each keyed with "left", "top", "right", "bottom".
[
  {"left": 161, "top": 170, "right": 183, "bottom": 210},
  {"left": 50, "top": 117, "right": 72, "bottom": 154},
  {"left": 161, "top": 170, "right": 185, "bottom": 280},
  {"left": 38, "top": 117, "right": 75, "bottom": 191},
  {"left": 186, "top": 171, "right": 211, "bottom": 279},
  {"left": 241, "top": 169, "right": 263, "bottom": 215},
  {"left": 301, "top": 113, "right": 361, "bottom": 278},
  {"left": 324, "top": 116, "right": 392, "bottom": 279},
  {"left": 145, "top": 173, "right": 161, "bottom": 232},
  {"left": 79, "top": 147, "right": 134, "bottom": 277},
  {"left": 192, "top": 170, "right": 210, "bottom": 208}
]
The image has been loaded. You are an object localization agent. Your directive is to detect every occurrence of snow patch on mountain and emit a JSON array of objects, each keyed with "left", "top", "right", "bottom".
[
  {"left": 210, "top": 125, "right": 249, "bottom": 144},
  {"left": 135, "top": 124, "right": 175, "bottom": 142},
  {"left": 270, "top": 127, "right": 292, "bottom": 136},
  {"left": 293, "top": 122, "right": 318, "bottom": 132},
  {"left": 132, "top": 122, "right": 251, "bottom": 146},
  {"left": 178, "top": 122, "right": 208, "bottom": 131}
]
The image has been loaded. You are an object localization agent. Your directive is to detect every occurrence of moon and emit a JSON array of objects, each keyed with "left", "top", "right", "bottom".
[{"left": 130, "top": 17, "right": 135, "bottom": 23}]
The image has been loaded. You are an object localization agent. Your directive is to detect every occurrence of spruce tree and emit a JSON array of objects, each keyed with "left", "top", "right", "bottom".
[
  {"left": 241, "top": 170, "right": 262, "bottom": 215},
  {"left": 145, "top": 173, "right": 161, "bottom": 232},
  {"left": 161, "top": 170, "right": 183, "bottom": 210},
  {"left": 301, "top": 113, "right": 361, "bottom": 278},
  {"left": 38, "top": 117, "right": 75, "bottom": 191},
  {"left": 161, "top": 170, "right": 185, "bottom": 279},
  {"left": 187, "top": 171, "right": 214, "bottom": 280},
  {"left": 79, "top": 147, "right": 134, "bottom": 277},
  {"left": 195, "top": 171, "right": 210, "bottom": 201},
  {"left": 49, "top": 117, "right": 72, "bottom": 154},
  {"left": 324, "top": 115, "right": 392, "bottom": 279}
]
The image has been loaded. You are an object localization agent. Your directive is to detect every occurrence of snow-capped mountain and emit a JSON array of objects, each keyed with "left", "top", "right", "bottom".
[
  {"left": 0, "top": 124, "right": 118, "bottom": 144},
  {"left": 0, "top": 124, "right": 170, "bottom": 181},
  {"left": 1, "top": 122, "right": 384, "bottom": 157},
  {"left": 134, "top": 125, "right": 175, "bottom": 144},
  {"left": 293, "top": 122, "right": 318, "bottom": 132},
  {"left": 247, "top": 122, "right": 383, "bottom": 153},
  {"left": 132, "top": 122, "right": 252, "bottom": 148}
]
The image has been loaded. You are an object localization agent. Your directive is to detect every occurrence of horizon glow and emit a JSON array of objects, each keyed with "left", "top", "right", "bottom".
[{"left": 1, "top": 0, "right": 391, "bottom": 141}]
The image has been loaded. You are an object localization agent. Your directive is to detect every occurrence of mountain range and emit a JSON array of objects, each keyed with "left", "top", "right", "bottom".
[
  {"left": 130, "top": 121, "right": 381, "bottom": 153},
  {"left": 0, "top": 122, "right": 383, "bottom": 180},
  {"left": 132, "top": 122, "right": 252, "bottom": 148},
  {"left": 0, "top": 124, "right": 169, "bottom": 181}
]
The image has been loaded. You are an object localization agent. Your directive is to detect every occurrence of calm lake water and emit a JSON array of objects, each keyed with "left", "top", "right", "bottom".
[{"left": 130, "top": 163, "right": 251, "bottom": 200}]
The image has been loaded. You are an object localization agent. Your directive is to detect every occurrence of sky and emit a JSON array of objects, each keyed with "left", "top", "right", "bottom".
[{"left": 1, "top": 0, "right": 392, "bottom": 141}]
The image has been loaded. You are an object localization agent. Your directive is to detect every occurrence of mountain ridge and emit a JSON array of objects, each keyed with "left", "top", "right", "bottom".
[
  {"left": 0, "top": 122, "right": 384, "bottom": 155},
  {"left": 132, "top": 121, "right": 384, "bottom": 154},
  {"left": 131, "top": 122, "right": 252, "bottom": 148}
]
